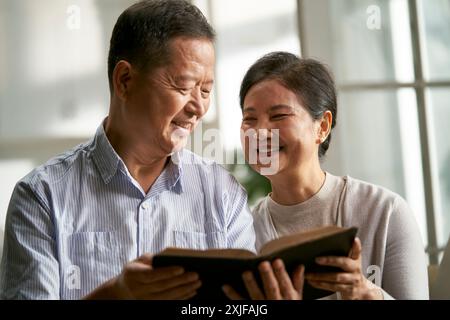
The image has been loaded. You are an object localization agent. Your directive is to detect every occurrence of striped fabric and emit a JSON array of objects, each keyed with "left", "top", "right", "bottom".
[{"left": 0, "top": 123, "right": 255, "bottom": 299}]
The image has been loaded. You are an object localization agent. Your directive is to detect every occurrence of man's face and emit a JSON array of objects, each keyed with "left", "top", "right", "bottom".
[{"left": 123, "top": 37, "right": 215, "bottom": 156}]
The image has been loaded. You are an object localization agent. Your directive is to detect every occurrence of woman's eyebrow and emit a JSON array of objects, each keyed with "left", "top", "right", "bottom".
[
  {"left": 243, "top": 106, "right": 256, "bottom": 113},
  {"left": 243, "top": 105, "right": 295, "bottom": 113},
  {"left": 269, "top": 104, "right": 295, "bottom": 112}
]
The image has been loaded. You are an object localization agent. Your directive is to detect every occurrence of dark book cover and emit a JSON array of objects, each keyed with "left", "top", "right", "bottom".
[{"left": 153, "top": 226, "right": 358, "bottom": 300}]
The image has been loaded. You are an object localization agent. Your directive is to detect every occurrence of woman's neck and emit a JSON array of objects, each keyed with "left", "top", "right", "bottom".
[{"left": 269, "top": 163, "right": 326, "bottom": 206}]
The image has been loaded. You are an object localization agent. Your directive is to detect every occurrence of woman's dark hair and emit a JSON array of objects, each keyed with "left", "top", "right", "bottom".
[
  {"left": 239, "top": 52, "right": 337, "bottom": 159},
  {"left": 107, "top": 0, "right": 215, "bottom": 92}
]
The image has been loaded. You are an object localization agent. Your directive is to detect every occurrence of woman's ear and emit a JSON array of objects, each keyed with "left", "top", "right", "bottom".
[
  {"left": 316, "top": 110, "right": 333, "bottom": 144},
  {"left": 112, "top": 60, "right": 133, "bottom": 101}
]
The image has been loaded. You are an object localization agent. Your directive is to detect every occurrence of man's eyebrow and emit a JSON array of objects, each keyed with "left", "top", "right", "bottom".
[
  {"left": 173, "top": 75, "right": 214, "bottom": 85},
  {"left": 243, "top": 106, "right": 256, "bottom": 112}
]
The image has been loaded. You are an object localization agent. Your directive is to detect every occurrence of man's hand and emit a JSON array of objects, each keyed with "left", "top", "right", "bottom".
[
  {"left": 222, "top": 259, "right": 304, "bottom": 300},
  {"left": 305, "top": 238, "right": 383, "bottom": 300},
  {"left": 84, "top": 254, "right": 201, "bottom": 300}
]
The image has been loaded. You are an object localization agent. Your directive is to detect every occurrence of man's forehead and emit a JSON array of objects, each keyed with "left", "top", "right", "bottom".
[{"left": 166, "top": 36, "right": 213, "bottom": 53}]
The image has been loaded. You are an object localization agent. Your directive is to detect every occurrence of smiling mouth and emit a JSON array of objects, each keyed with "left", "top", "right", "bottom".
[{"left": 171, "top": 121, "right": 194, "bottom": 132}]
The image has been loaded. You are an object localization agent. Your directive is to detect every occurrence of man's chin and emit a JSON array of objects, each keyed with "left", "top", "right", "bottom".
[
  {"left": 169, "top": 129, "right": 190, "bottom": 152},
  {"left": 168, "top": 139, "right": 188, "bottom": 155}
]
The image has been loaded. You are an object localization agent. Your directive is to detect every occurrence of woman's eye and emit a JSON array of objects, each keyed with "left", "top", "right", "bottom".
[{"left": 272, "top": 114, "right": 288, "bottom": 120}]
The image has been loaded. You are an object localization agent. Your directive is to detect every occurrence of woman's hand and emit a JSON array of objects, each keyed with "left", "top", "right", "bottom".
[
  {"left": 222, "top": 259, "right": 304, "bottom": 300},
  {"left": 305, "top": 238, "right": 383, "bottom": 300}
]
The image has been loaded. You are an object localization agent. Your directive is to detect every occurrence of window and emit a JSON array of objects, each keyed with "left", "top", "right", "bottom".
[
  {"left": 420, "top": 0, "right": 450, "bottom": 81},
  {"left": 419, "top": 0, "right": 450, "bottom": 253},
  {"left": 0, "top": 0, "right": 135, "bottom": 237},
  {"left": 300, "top": 0, "right": 450, "bottom": 263},
  {"left": 428, "top": 89, "right": 450, "bottom": 248}
]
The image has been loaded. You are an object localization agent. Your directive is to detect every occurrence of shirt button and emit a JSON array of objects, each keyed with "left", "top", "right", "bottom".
[{"left": 141, "top": 202, "right": 149, "bottom": 210}]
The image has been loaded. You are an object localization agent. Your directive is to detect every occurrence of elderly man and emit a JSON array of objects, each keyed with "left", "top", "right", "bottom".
[{"left": 0, "top": 0, "right": 255, "bottom": 299}]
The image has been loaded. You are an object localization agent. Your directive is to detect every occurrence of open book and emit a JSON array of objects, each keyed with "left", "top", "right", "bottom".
[{"left": 153, "top": 226, "right": 358, "bottom": 300}]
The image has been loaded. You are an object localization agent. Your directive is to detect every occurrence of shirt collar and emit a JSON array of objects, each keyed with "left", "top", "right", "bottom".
[
  {"left": 146, "top": 153, "right": 184, "bottom": 196},
  {"left": 167, "top": 151, "right": 184, "bottom": 194},
  {"left": 91, "top": 122, "right": 121, "bottom": 184}
]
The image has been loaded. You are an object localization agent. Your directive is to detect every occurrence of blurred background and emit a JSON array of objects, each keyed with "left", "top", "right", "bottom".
[{"left": 0, "top": 0, "right": 449, "bottom": 267}]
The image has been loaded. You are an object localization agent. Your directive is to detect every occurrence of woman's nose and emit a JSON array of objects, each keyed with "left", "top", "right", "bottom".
[{"left": 256, "top": 127, "right": 278, "bottom": 140}]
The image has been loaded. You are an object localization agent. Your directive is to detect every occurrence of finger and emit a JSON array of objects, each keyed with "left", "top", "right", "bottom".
[
  {"left": 349, "top": 238, "right": 362, "bottom": 260},
  {"left": 222, "top": 285, "right": 244, "bottom": 300},
  {"left": 315, "top": 256, "right": 358, "bottom": 272},
  {"left": 292, "top": 265, "right": 305, "bottom": 299},
  {"left": 125, "top": 261, "right": 153, "bottom": 276},
  {"left": 141, "top": 266, "right": 186, "bottom": 284},
  {"left": 136, "top": 253, "right": 153, "bottom": 265},
  {"left": 126, "top": 261, "right": 185, "bottom": 284},
  {"left": 149, "top": 280, "right": 202, "bottom": 300},
  {"left": 242, "top": 271, "right": 265, "bottom": 300},
  {"left": 166, "top": 280, "right": 202, "bottom": 300},
  {"left": 148, "top": 272, "right": 199, "bottom": 293},
  {"left": 307, "top": 280, "right": 354, "bottom": 293},
  {"left": 272, "top": 259, "right": 296, "bottom": 299},
  {"left": 305, "top": 272, "right": 357, "bottom": 285},
  {"left": 259, "top": 261, "right": 281, "bottom": 300}
]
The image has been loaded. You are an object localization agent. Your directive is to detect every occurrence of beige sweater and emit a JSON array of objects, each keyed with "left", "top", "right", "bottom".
[{"left": 252, "top": 172, "right": 429, "bottom": 300}]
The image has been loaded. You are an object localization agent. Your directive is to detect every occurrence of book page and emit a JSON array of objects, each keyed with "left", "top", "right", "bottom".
[
  {"left": 259, "top": 225, "right": 350, "bottom": 256},
  {"left": 157, "top": 247, "right": 256, "bottom": 259}
]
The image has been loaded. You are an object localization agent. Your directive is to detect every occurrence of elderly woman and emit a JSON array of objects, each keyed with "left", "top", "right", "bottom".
[{"left": 223, "top": 52, "right": 429, "bottom": 300}]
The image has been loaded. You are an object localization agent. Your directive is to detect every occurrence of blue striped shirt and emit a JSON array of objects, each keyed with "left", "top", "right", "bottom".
[{"left": 0, "top": 123, "right": 255, "bottom": 299}]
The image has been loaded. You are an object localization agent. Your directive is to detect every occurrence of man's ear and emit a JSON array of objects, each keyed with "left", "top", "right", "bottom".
[
  {"left": 112, "top": 60, "right": 133, "bottom": 101},
  {"left": 316, "top": 110, "right": 333, "bottom": 144}
]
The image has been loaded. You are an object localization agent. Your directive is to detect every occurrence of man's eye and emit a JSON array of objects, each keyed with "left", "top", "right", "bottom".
[
  {"left": 178, "top": 88, "right": 191, "bottom": 94},
  {"left": 201, "top": 89, "right": 211, "bottom": 98},
  {"left": 243, "top": 117, "right": 256, "bottom": 122}
]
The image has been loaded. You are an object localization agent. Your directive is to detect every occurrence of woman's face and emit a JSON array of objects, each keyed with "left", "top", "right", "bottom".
[{"left": 240, "top": 79, "right": 322, "bottom": 177}]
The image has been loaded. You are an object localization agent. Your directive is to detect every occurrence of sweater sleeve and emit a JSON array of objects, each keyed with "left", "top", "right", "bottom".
[{"left": 381, "top": 196, "right": 429, "bottom": 299}]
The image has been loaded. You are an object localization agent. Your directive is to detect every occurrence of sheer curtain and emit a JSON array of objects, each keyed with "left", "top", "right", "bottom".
[{"left": 0, "top": 0, "right": 134, "bottom": 247}]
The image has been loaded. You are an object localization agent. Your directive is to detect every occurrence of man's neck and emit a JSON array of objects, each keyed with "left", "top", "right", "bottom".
[
  {"left": 104, "top": 117, "right": 169, "bottom": 194},
  {"left": 268, "top": 163, "right": 325, "bottom": 206}
]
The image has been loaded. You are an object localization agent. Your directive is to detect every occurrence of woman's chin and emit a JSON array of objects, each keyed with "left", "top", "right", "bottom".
[{"left": 252, "top": 162, "right": 283, "bottom": 177}]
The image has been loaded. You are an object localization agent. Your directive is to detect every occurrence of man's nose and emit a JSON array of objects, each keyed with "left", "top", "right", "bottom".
[{"left": 186, "top": 87, "right": 207, "bottom": 117}]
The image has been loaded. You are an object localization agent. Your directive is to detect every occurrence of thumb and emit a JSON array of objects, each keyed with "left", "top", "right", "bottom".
[{"left": 349, "top": 237, "right": 362, "bottom": 260}]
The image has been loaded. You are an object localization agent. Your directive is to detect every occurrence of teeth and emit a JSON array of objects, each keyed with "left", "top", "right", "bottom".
[{"left": 173, "top": 122, "right": 191, "bottom": 130}]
